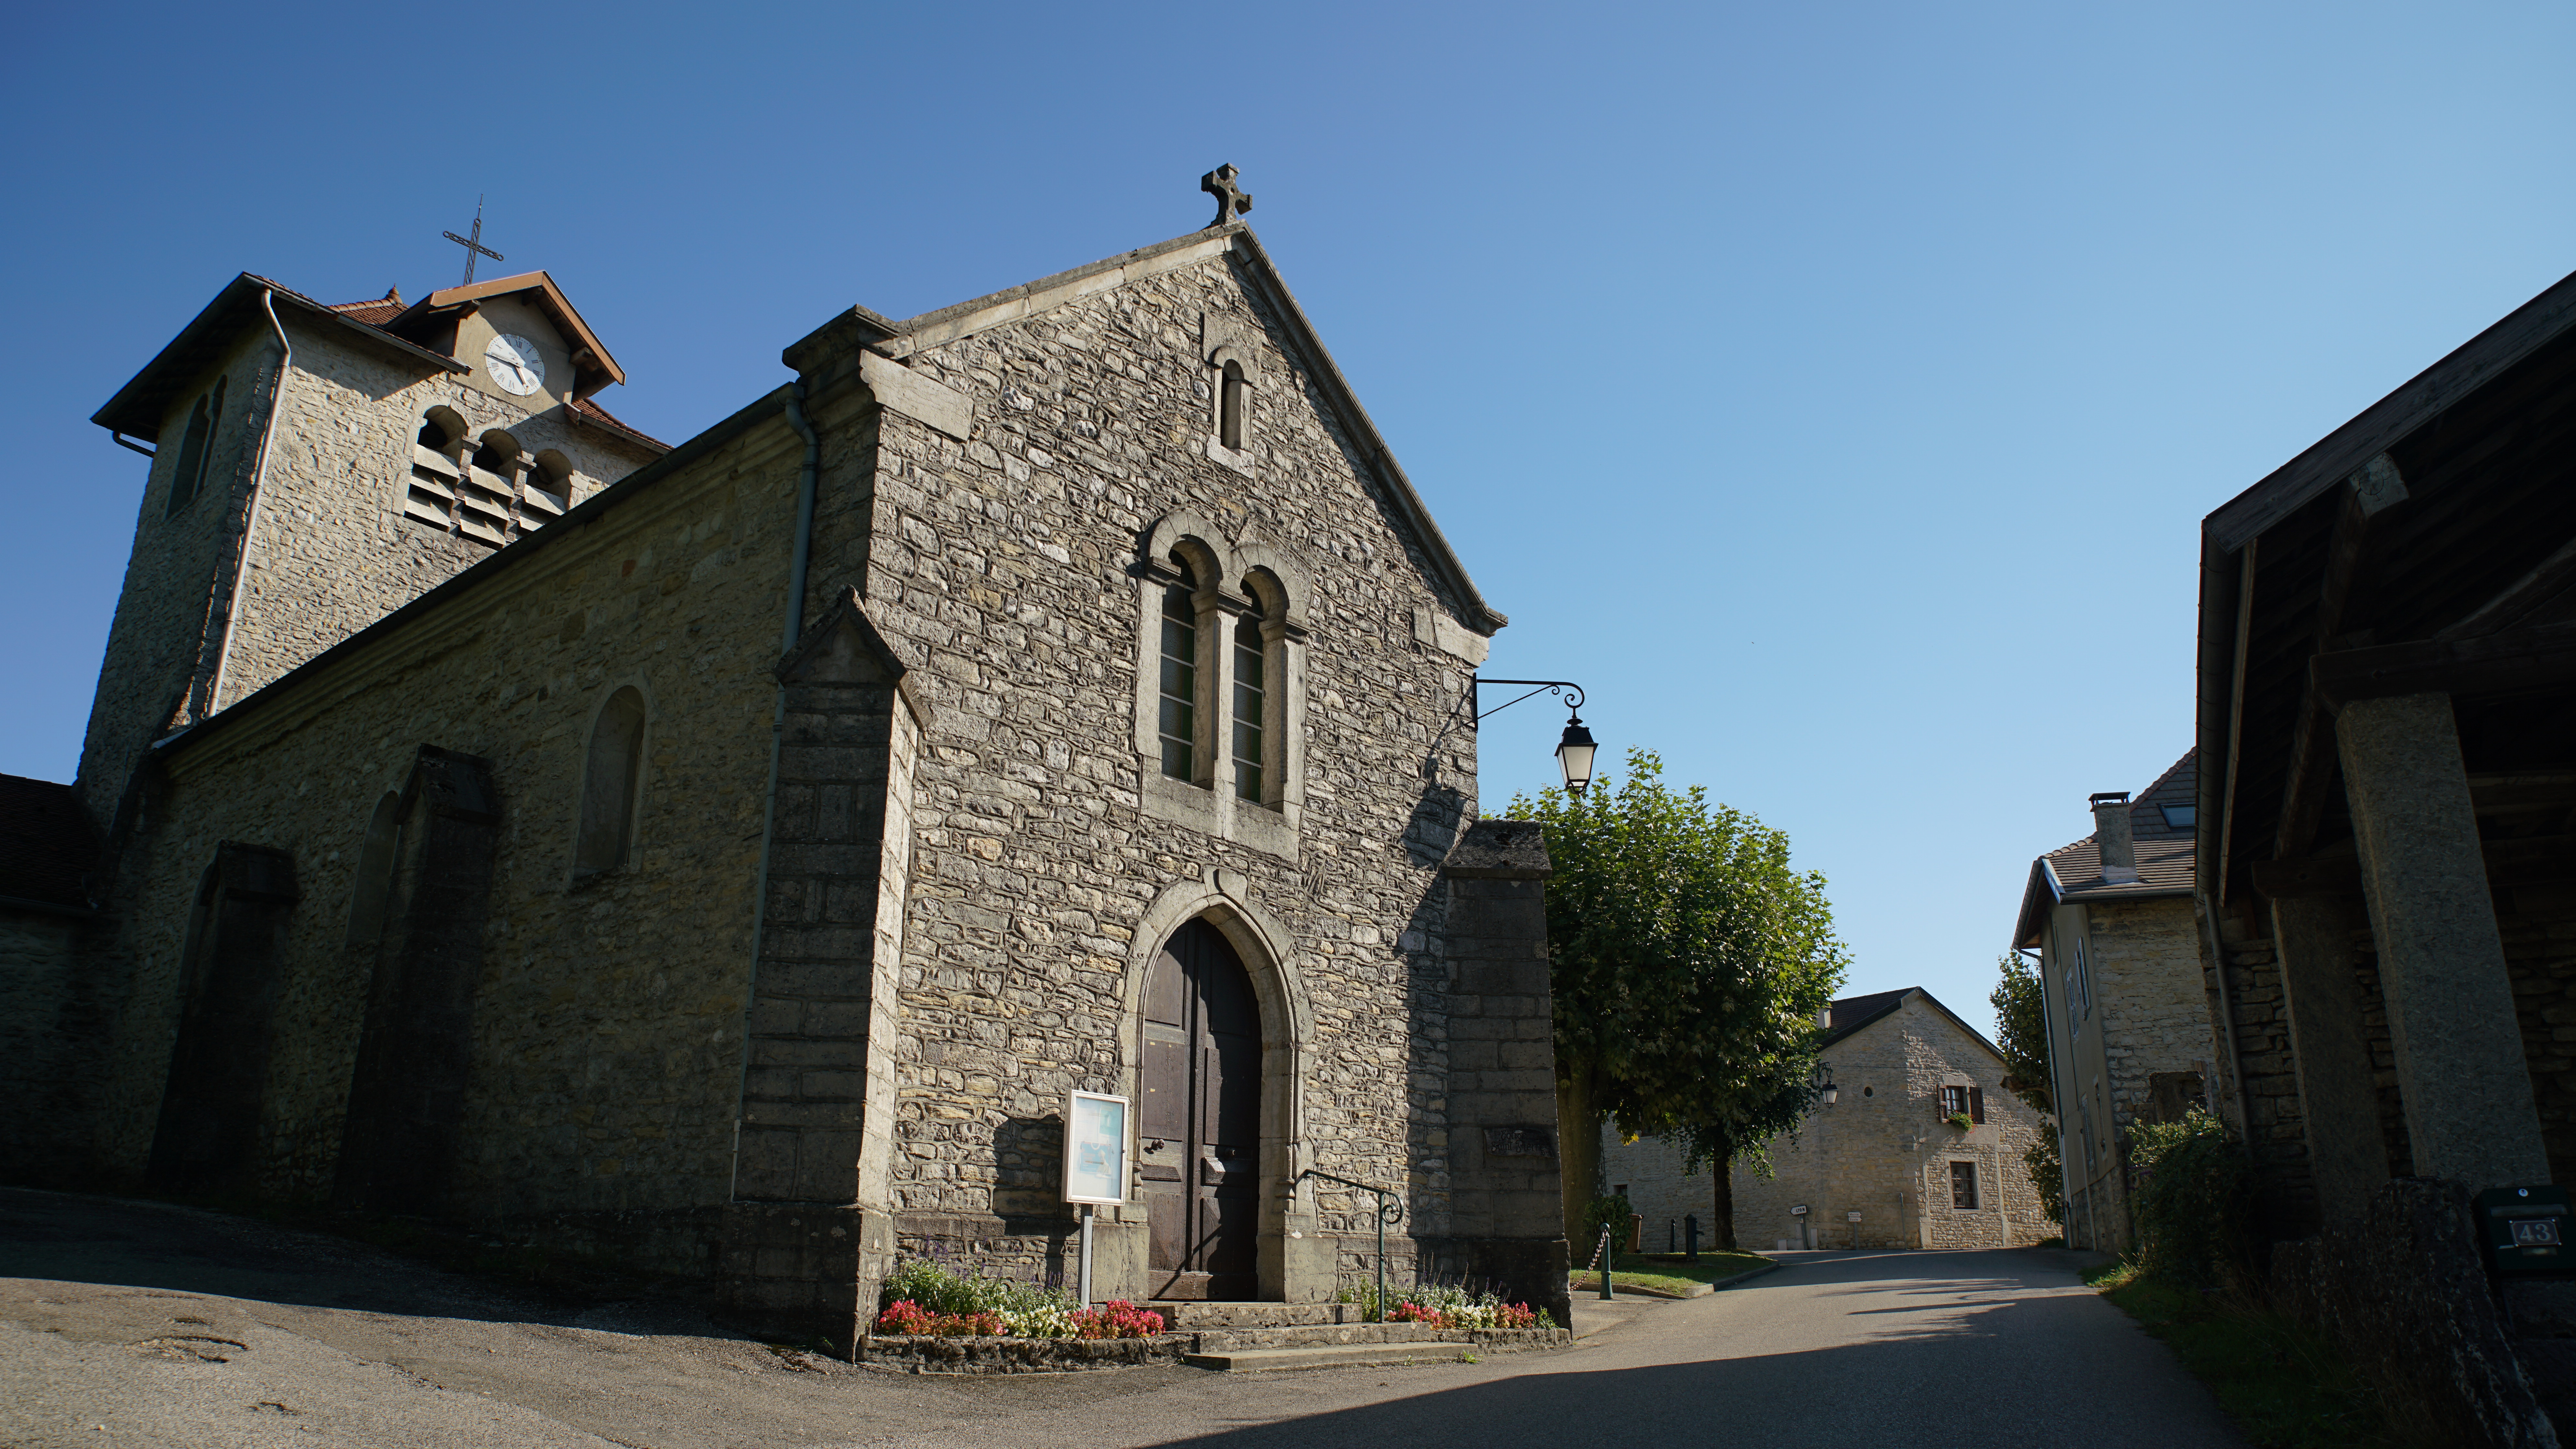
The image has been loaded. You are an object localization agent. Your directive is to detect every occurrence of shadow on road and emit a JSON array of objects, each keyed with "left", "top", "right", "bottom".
[{"left": 0, "top": 1186, "right": 721, "bottom": 1338}]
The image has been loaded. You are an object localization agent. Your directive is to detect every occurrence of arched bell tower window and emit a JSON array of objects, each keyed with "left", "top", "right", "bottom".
[
  {"left": 164, "top": 376, "right": 226, "bottom": 517},
  {"left": 575, "top": 685, "right": 648, "bottom": 877},
  {"left": 407, "top": 406, "right": 466, "bottom": 532}
]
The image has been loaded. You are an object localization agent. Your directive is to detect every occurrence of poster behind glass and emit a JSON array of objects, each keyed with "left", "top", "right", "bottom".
[{"left": 1063, "top": 1090, "right": 1130, "bottom": 1205}]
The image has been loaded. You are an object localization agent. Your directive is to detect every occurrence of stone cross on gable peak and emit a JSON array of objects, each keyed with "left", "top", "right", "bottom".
[{"left": 1201, "top": 164, "right": 1253, "bottom": 228}]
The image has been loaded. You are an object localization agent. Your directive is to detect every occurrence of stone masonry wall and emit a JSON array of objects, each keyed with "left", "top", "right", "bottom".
[
  {"left": 2063, "top": 896, "right": 2227, "bottom": 1249},
  {"left": 219, "top": 311, "right": 660, "bottom": 713},
  {"left": 1717, "top": 995, "right": 2051, "bottom": 1251},
  {"left": 75, "top": 309, "right": 657, "bottom": 842},
  {"left": 76, "top": 330, "right": 280, "bottom": 835},
  {"left": 2216, "top": 917, "right": 2317, "bottom": 1237},
  {"left": 0, "top": 909, "right": 107, "bottom": 1184},
  {"left": 86, "top": 397, "right": 802, "bottom": 1259},
  {"left": 804, "top": 231, "right": 1495, "bottom": 1293}
]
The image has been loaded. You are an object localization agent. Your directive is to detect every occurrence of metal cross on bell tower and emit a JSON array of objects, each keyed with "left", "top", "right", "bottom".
[
  {"left": 1200, "top": 164, "right": 1252, "bottom": 228},
  {"left": 442, "top": 197, "right": 504, "bottom": 287}
]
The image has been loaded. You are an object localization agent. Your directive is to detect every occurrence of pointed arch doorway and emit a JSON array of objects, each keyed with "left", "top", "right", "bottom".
[{"left": 1139, "top": 918, "right": 1261, "bottom": 1300}]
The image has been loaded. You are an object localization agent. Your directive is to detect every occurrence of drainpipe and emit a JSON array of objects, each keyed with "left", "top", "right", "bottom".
[
  {"left": 729, "top": 380, "right": 821, "bottom": 1203},
  {"left": 201, "top": 288, "right": 292, "bottom": 717}
]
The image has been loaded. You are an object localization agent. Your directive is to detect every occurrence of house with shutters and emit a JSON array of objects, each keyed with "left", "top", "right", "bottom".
[
  {"left": 0, "top": 180, "right": 1572, "bottom": 1343},
  {"left": 1602, "top": 986, "right": 2053, "bottom": 1252}
]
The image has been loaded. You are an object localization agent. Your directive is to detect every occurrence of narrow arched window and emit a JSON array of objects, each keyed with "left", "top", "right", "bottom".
[
  {"left": 164, "top": 377, "right": 226, "bottom": 516},
  {"left": 1158, "top": 568, "right": 1199, "bottom": 781},
  {"left": 1219, "top": 360, "right": 1248, "bottom": 451},
  {"left": 576, "top": 687, "right": 647, "bottom": 876},
  {"left": 1231, "top": 606, "right": 1264, "bottom": 802},
  {"left": 345, "top": 792, "right": 402, "bottom": 945}
]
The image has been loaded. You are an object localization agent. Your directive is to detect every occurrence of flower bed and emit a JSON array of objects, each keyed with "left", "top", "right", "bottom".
[
  {"left": 859, "top": 1332, "right": 1186, "bottom": 1374},
  {"left": 1340, "top": 1279, "right": 1547, "bottom": 1329}
]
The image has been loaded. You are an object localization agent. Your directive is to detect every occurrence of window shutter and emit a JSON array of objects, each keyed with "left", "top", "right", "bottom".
[{"left": 1970, "top": 1087, "right": 1986, "bottom": 1124}]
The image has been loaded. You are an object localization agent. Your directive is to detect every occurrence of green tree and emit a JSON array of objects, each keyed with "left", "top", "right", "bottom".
[
  {"left": 1990, "top": 953, "right": 2052, "bottom": 1114},
  {"left": 1513, "top": 749, "right": 1848, "bottom": 1252},
  {"left": 1992, "top": 952, "right": 2063, "bottom": 1225}
]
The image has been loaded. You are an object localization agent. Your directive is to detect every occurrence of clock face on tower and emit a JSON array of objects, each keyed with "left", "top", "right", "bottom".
[{"left": 485, "top": 333, "right": 546, "bottom": 396}]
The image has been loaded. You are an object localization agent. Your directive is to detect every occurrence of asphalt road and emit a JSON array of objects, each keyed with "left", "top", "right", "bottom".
[{"left": 0, "top": 1188, "right": 2240, "bottom": 1447}]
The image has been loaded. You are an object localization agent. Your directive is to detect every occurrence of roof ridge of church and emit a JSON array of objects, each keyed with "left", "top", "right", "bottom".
[{"left": 791, "top": 223, "right": 1506, "bottom": 636}]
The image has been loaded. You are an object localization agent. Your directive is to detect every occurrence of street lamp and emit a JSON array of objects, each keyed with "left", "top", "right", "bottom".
[
  {"left": 1813, "top": 1061, "right": 1839, "bottom": 1107},
  {"left": 1475, "top": 679, "right": 1599, "bottom": 797},
  {"left": 1556, "top": 714, "right": 1597, "bottom": 797}
]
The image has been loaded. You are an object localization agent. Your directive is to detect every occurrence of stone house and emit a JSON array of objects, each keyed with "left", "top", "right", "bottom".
[
  {"left": 3, "top": 197, "right": 1572, "bottom": 1342},
  {"left": 2009, "top": 752, "right": 2220, "bottom": 1254},
  {"left": 1601, "top": 987, "right": 2053, "bottom": 1252}
]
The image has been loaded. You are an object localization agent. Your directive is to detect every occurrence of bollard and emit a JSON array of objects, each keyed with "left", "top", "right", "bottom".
[
  {"left": 1668, "top": 1218, "right": 1676, "bottom": 1253},
  {"left": 1598, "top": 1227, "right": 1615, "bottom": 1300},
  {"left": 1685, "top": 1214, "right": 1699, "bottom": 1261}
]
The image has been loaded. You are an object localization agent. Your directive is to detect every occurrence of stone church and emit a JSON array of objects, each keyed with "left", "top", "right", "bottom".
[{"left": 1, "top": 179, "right": 1572, "bottom": 1339}]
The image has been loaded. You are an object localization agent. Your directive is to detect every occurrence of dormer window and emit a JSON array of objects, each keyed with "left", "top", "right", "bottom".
[{"left": 2159, "top": 804, "right": 2196, "bottom": 830}]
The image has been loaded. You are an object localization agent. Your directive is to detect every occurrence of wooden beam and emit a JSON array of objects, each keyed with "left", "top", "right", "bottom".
[
  {"left": 2254, "top": 834, "right": 2576, "bottom": 898},
  {"left": 2437, "top": 530, "right": 2576, "bottom": 640},
  {"left": 2311, "top": 622, "right": 2576, "bottom": 710},
  {"left": 2275, "top": 486, "right": 2384, "bottom": 861},
  {"left": 2216, "top": 540, "right": 2258, "bottom": 907}
]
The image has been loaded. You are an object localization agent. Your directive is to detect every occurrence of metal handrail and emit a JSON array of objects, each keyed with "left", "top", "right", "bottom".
[{"left": 1298, "top": 1169, "right": 1405, "bottom": 1320}]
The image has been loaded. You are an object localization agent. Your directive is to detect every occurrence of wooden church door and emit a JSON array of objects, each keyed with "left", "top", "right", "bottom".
[{"left": 1139, "top": 919, "right": 1262, "bottom": 1300}]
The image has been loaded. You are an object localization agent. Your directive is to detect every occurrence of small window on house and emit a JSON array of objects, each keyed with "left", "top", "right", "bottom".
[
  {"left": 408, "top": 407, "right": 466, "bottom": 531},
  {"left": 164, "top": 377, "right": 227, "bottom": 516},
  {"left": 344, "top": 792, "right": 402, "bottom": 946},
  {"left": 1219, "top": 359, "right": 1248, "bottom": 451},
  {"left": 1950, "top": 1161, "right": 1979, "bottom": 1210},
  {"left": 1158, "top": 571, "right": 1199, "bottom": 782},
  {"left": 1231, "top": 608, "right": 1265, "bottom": 802},
  {"left": 1941, "top": 1085, "right": 1969, "bottom": 1119},
  {"left": 575, "top": 686, "right": 646, "bottom": 876},
  {"left": 2160, "top": 804, "right": 2196, "bottom": 830}
]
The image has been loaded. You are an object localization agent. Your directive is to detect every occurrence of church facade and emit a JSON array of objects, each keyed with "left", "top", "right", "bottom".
[{"left": 10, "top": 205, "right": 1571, "bottom": 1340}]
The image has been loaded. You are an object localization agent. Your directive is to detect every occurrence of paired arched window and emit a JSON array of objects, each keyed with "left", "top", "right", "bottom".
[
  {"left": 575, "top": 686, "right": 647, "bottom": 876},
  {"left": 525, "top": 449, "right": 574, "bottom": 525},
  {"left": 1230, "top": 603, "right": 1266, "bottom": 803},
  {"left": 164, "top": 377, "right": 227, "bottom": 516},
  {"left": 1158, "top": 562, "right": 1200, "bottom": 782},
  {"left": 1133, "top": 519, "right": 1304, "bottom": 854}
]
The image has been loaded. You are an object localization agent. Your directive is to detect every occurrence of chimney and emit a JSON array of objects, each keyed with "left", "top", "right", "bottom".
[
  {"left": 2091, "top": 791, "right": 2138, "bottom": 884},
  {"left": 1816, "top": 1004, "right": 1835, "bottom": 1029}
]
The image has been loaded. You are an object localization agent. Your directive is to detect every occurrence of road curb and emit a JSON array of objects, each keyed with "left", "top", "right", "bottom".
[{"left": 1709, "top": 1261, "right": 1783, "bottom": 1291}]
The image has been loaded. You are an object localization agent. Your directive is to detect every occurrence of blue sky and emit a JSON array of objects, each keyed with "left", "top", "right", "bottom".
[{"left": 6, "top": 2, "right": 2572, "bottom": 1037}]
